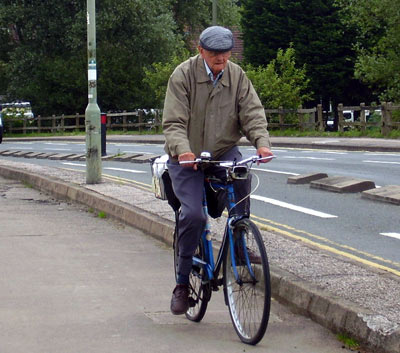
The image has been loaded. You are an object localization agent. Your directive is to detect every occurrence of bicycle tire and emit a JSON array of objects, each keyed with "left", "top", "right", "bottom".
[
  {"left": 173, "top": 223, "right": 210, "bottom": 322},
  {"left": 185, "top": 239, "right": 211, "bottom": 322},
  {"left": 223, "top": 219, "right": 271, "bottom": 345}
]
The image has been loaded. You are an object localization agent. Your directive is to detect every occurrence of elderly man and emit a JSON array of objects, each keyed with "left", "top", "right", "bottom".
[{"left": 162, "top": 26, "right": 273, "bottom": 315}]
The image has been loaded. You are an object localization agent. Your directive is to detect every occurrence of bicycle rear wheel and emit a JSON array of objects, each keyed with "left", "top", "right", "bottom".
[
  {"left": 223, "top": 219, "right": 271, "bottom": 345},
  {"left": 173, "top": 222, "right": 210, "bottom": 322},
  {"left": 185, "top": 240, "right": 211, "bottom": 321}
]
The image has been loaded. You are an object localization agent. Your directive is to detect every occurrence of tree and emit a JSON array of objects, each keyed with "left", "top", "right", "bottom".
[
  {"left": 95, "top": 1, "right": 182, "bottom": 110},
  {"left": 170, "top": 0, "right": 241, "bottom": 49},
  {"left": 0, "top": 0, "right": 181, "bottom": 115},
  {"left": 244, "top": 47, "right": 312, "bottom": 109},
  {"left": 143, "top": 49, "right": 191, "bottom": 108},
  {"left": 0, "top": 1, "right": 87, "bottom": 113},
  {"left": 240, "top": 0, "right": 371, "bottom": 109},
  {"left": 0, "top": 1, "right": 243, "bottom": 115},
  {"left": 337, "top": 0, "right": 400, "bottom": 102}
]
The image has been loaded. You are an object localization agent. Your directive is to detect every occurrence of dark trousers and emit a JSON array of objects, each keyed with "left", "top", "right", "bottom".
[{"left": 167, "top": 146, "right": 251, "bottom": 284}]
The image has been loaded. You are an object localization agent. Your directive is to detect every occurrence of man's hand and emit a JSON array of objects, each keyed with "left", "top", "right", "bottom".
[
  {"left": 178, "top": 152, "right": 197, "bottom": 170},
  {"left": 256, "top": 147, "right": 274, "bottom": 164}
]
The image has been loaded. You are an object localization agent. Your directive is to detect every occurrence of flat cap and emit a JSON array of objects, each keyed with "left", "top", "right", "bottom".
[{"left": 199, "top": 26, "right": 234, "bottom": 52}]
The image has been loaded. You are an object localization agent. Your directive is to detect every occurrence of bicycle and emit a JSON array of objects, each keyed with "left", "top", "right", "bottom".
[{"left": 172, "top": 152, "right": 274, "bottom": 345}]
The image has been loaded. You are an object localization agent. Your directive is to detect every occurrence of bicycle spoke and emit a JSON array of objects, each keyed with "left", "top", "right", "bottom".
[
  {"left": 223, "top": 219, "right": 271, "bottom": 345},
  {"left": 185, "top": 241, "right": 210, "bottom": 322}
]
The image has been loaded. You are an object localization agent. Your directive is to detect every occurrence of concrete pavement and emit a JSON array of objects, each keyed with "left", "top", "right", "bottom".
[{"left": 0, "top": 175, "right": 353, "bottom": 353}]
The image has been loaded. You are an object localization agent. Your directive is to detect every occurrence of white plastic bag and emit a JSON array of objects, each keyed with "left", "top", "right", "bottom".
[{"left": 151, "top": 154, "right": 169, "bottom": 200}]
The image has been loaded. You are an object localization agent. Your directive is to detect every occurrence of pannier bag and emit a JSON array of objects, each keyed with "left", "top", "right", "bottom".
[
  {"left": 205, "top": 183, "right": 227, "bottom": 219},
  {"left": 151, "top": 155, "right": 181, "bottom": 211}
]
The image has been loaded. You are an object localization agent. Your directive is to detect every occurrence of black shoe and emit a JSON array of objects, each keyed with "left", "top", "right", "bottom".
[{"left": 170, "top": 284, "right": 189, "bottom": 315}]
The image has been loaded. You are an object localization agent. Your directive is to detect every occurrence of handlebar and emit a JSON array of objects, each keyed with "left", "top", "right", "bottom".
[
  {"left": 179, "top": 154, "right": 276, "bottom": 167},
  {"left": 179, "top": 153, "right": 276, "bottom": 180}
]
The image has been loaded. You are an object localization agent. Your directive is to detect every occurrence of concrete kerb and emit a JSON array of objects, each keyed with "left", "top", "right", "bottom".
[
  {"left": 0, "top": 164, "right": 399, "bottom": 353},
  {"left": 270, "top": 267, "right": 384, "bottom": 348}
]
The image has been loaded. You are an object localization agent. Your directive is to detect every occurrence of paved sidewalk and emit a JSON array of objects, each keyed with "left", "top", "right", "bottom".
[
  {"left": 0, "top": 176, "right": 357, "bottom": 353},
  {"left": 0, "top": 154, "right": 399, "bottom": 353}
]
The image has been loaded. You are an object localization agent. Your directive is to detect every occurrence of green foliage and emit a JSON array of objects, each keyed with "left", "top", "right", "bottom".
[
  {"left": 143, "top": 49, "right": 191, "bottom": 108},
  {"left": 0, "top": 1, "right": 88, "bottom": 114},
  {"left": 0, "top": 0, "right": 242, "bottom": 115},
  {"left": 216, "top": 0, "right": 241, "bottom": 28},
  {"left": 240, "top": 0, "right": 369, "bottom": 108},
  {"left": 240, "top": 0, "right": 289, "bottom": 64},
  {"left": 337, "top": 333, "right": 360, "bottom": 350},
  {"left": 244, "top": 47, "right": 312, "bottom": 109},
  {"left": 97, "top": 211, "right": 107, "bottom": 219},
  {"left": 170, "top": 0, "right": 240, "bottom": 47},
  {"left": 0, "top": 0, "right": 181, "bottom": 115},
  {"left": 142, "top": 46, "right": 312, "bottom": 111},
  {"left": 0, "top": 62, "right": 7, "bottom": 94},
  {"left": 338, "top": 0, "right": 400, "bottom": 102}
]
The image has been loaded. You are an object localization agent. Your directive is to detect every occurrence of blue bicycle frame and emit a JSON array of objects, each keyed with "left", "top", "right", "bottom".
[{"left": 192, "top": 180, "right": 255, "bottom": 286}]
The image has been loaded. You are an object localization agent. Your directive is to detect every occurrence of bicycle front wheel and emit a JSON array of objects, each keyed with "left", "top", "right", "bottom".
[{"left": 223, "top": 219, "right": 271, "bottom": 345}]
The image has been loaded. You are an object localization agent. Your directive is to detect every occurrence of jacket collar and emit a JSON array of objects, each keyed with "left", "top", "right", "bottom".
[{"left": 195, "top": 54, "right": 230, "bottom": 87}]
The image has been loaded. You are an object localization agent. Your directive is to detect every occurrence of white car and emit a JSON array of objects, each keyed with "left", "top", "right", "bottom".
[{"left": 0, "top": 101, "right": 34, "bottom": 120}]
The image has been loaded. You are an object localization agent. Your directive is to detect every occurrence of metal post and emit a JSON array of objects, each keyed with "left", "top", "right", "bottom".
[
  {"left": 101, "top": 113, "right": 107, "bottom": 156},
  {"left": 85, "top": 0, "right": 102, "bottom": 184},
  {"left": 212, "top": 0, "right": 217, "bottom": 25},
  {"left": 338, "top": 103, "right": 344, "bottom": 133}
]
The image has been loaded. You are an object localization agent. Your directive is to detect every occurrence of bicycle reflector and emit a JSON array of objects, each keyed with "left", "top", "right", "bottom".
[{"left": 230, "top": 166, "right": 249, "bottom": 180}]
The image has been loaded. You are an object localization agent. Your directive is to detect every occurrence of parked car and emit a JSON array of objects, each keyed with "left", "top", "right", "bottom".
[
  {"left": 0, "top": 101, "right": 34, "bottom": 120},
  {"left": 343, "top": 110, "right": 354, "bottom": 122}
]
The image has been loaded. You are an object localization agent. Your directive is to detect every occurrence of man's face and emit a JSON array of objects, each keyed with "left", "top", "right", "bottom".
[{"left": 198, "top": 47, "right": 231, "bottom": 76}]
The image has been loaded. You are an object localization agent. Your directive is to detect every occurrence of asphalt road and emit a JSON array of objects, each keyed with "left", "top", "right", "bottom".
[
  {"left": 0, "top": 175, "right": 353, "bottom": 353},
  {"left": 1, "top": 140, "right": 400, "bottom": 276}
]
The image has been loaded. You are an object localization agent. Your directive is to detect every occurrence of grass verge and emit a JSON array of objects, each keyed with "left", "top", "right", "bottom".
[{"left": 337, "top": 333, "right": 361, "bottom": 351}]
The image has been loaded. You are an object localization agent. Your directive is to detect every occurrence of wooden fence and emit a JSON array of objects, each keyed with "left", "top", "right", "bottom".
[
  {"left": 265, "top": 107, "right": 319, "bottom": 131},
  {"left": 5, "top": 110, "right": 162, "bottom": 134},
  {"left": 4, "top": 103, "right": 400, "bottom": 136},
  {"left": 337, "top": 102, "right": 400, "bottom": 135}
]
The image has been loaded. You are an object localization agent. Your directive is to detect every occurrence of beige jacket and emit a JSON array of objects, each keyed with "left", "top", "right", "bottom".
[{"left": 162, "top": 54, "right": 270, "bottom": 159}]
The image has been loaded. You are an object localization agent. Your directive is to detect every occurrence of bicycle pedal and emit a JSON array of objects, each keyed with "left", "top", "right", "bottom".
[{"left": 188, "top": 297, "right": 197, "bottom": 307}]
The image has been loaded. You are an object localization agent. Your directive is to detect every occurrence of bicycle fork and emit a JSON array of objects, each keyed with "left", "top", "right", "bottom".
[{"left": 227, "top": 219, "right": 257, "bottom": 284}]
